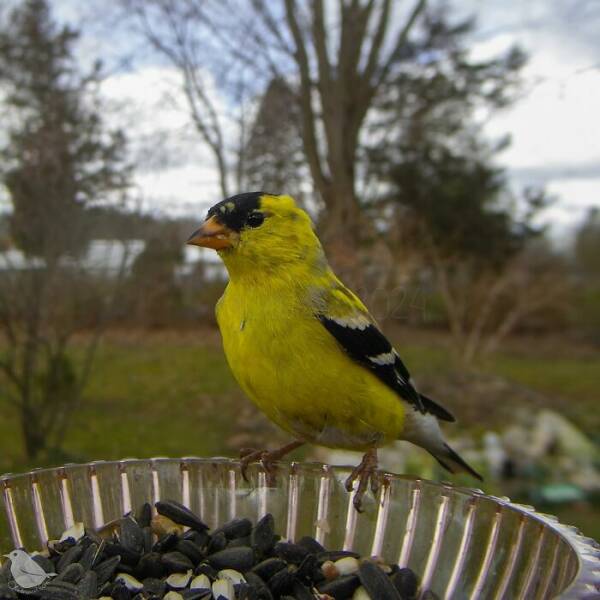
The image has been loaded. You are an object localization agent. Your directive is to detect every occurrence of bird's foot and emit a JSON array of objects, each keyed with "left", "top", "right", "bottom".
[
  {"left": 344, "top": 448, "right": 381, "bottom": 512},
  {"left": 239, "top": 440, "right": 304, "bottom": 484}
]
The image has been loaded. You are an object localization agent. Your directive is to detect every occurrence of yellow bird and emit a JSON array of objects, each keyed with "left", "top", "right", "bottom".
[{"left": 188, "top": 192, "right": 481, "bottom": 509}]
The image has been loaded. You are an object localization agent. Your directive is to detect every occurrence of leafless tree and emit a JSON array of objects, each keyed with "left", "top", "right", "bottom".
[
  {"left": 0, "top": 237, "right": 134, "bottom": 459},
  {"left": 118, "top": 0, "right": 255, "bottom": 199},
  {"left": 272, "top": 0, "right": 426, "bottom": 277},
  {"left": 116, "top": 0, "right": 428, "bottom": 281}
]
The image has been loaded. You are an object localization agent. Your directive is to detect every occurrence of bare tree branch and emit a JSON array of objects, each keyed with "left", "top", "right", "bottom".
[
  {"left": 376, "top": 0, "right": 427, "bottom": 89},
  {"left": 284, "top": 0, "right": 330, "bottom": 196},
  {"left": 126, "top": 0, "right": 232, "bottom": 197},
  {"left": 361, "top": 0, "right": 390, "bottom": 91}
]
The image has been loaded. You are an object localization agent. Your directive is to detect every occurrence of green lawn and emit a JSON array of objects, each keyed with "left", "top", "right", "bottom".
[
  {"left": 0, "top": 329, "right": 598, "bottom": 538},
  {"left": 489, "top": 352, "right": 600, "bottom": 436},
  {"left": 0, "top": 332, "right": 245, "bottom": 474}
]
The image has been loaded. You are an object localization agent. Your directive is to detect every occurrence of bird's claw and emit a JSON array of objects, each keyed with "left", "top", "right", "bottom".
[
  {"left": 239, "top": 440, "right": 304, "bottom": 484},
  {"left": 239, "top": 448, "right": 273, "bottom": 482},
  {"left": 344, "top": 449, "right": 380, "bottom": 512}
]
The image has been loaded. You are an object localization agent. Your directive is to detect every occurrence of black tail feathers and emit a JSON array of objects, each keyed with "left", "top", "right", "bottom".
[
  {"left": 430, "top": 443, "right": 483, "bottom": 481},
  {"left": 419, "top": 393, "right": 455, "bottom": 422}
]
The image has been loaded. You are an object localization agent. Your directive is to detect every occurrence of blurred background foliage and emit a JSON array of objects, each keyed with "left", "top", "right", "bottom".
[{"left": 0, "top": 0, "right": 598, "bottom": 539}]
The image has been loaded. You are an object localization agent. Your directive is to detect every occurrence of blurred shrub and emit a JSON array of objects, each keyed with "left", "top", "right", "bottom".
[{"left": 124, "top": 233, "right": 185, "bottom": 328}]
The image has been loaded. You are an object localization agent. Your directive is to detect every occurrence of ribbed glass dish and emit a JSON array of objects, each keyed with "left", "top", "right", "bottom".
[{"left": 0, "top": 458, "right": 598, "bottom": 599}]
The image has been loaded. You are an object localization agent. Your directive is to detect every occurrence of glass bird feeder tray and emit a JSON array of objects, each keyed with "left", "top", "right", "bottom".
[{"left": 0, "top": 458, "right": 598, "bottom": 598}]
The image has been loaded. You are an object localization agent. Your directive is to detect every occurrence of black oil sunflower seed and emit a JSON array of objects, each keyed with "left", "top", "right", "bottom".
[
  {"left": 207, "top": 531, "right": 227, "bottom": 554},
  {"left": 120, "top": 516, "right": 144, "bottom": 553},
  {"left": 227, "top": 534, "right": 252, "bottom": 549},
  {"left": 142, "top": 526, "right": 153, "bottom": 554},
  {"left": 236, "top": 582, "right": 256, "bottom": 600},
  {"left": 175, "top": 539, "right": 204, "bottom": 564},
  {"left": 112, "top": 582, "right": 132, "bottom": 600},
  {"left": 183, "top": 528, "right": 210, "bottom": 548},
  {"left": 135, "top": 552, "right": 165, "bottom": 579},
  {"left": 161, "top": 550, "right": 194, "bottom": 573},
  {"left": 241, "top": 572, "right": 274, "bottom": 600},
  {"left": 135, "top": 503, "right": 152, "bottom": 528},
  {"left": 267, "top": 567, "right": 296, "bottom": 596},
  {"left": 32, "top": 553, "right": 56, "bottom": 573},
  {"left": 296, "top": 535, "right": 325, "bottom": 555},
  {"left": 153, "top": 532, "right": 179, "bottom": 554},
  {"left": 212, "top": 517, "right": 253, "bottom": 540},
  {"left": 54, "top": 562, "right": 85, "bottom": 584},
  {"left": 207, "top": 546, "right": 255, "bottom": 571},
  {"left": 358, "top": 560, "right": 402, "bottom": 600},
  {"left": 251, "top": 557, "right": 287, "bottom": 581},
  {"left": 292, "top": 580, "right": 316, "bottom": 600},
  {"left": 296, "top": 553, "right": 318, "bottom": 583},
  {"left": 93, "top": 554, "right": 121, "bottom": 586},
  {"left": 250, "top": 513, "right": 276, "bottom": 557},
  {"left": 56, "top": 544, "right": 84, "bottom": 573},
  {"left": 318, "top": 573, "right": 361, "bottom": 598},
  {"left": 9, "top": 502, "right": 426, "bottom": 600},
  {"left": 273, "top": 541, "right": 308, "bottom": 564},
  {"left": 84, "top": 528, "right": 103, "bottom": 545},
  {"left": 155, "top": 500, "right": 209, "bottom": 531},
  {"left": 142, "top": 576, "right": 167, "bottom": 597},
  {"left": 76, "top": 570, "right": 97, "bottom": 600},
  {"left": 104, "top": 541, "right": 140, "bottom": 566},
  {"left": 392, "top": 567, "right": 418, "bottom": 598},
  {"left": 78, "top": 542, "right": 98, "bottom": 571},
  {"left": 193, "top": 561, "right": 219, "bottom": 579},
  {"left": 43, "top": 580, "right": 80, "bottom": 600}
]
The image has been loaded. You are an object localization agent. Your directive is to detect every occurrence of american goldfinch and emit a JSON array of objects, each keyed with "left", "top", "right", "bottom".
[{"left": 188, "top": 192, "right": 482, "bottom": 509}]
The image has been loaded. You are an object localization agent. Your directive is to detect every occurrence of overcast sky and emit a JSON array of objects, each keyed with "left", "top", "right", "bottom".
[{"left": 36, "top": 1, "right": 600, "bottom": 238}]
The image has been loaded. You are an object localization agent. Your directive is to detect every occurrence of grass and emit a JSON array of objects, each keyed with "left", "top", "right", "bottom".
[
  {"left": 0, "top": 328, "right": 598, "bottom": 539},
  {"left": 0, "top": 331, "right": 245, "bottom": 473},
  {"left": 488, "top": 352, "right": 600, "bottom": 436}
]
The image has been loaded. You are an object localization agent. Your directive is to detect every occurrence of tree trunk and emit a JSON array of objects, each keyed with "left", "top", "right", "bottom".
[
  {"left": 319, "top": 179, "right": 364, "bottom": 286},
  {"left": 21, "top": 407, "right": 45, "bottom": 460}
]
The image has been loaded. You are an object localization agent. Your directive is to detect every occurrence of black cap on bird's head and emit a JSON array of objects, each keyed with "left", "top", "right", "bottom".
[
  {"left": 186, "top": 191, "right": 320, "bottom": 273},
  {"left": 206, "top": 192, "right": 265, "bottom": 232},
  {"left": 187, "top": 191, "right": 275, "bottom": 250},
  {"left": 186, "top": 191, "right": 266, "bottom": 249}
]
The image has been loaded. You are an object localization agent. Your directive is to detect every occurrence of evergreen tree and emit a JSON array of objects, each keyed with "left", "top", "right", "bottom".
[
  {"left": 366, "top": 10, "right": 530, "bottom": 266},
  {"left": 0, "top": 0, "right": 128, "bottom": 262},
  {"left": 243, "top": 78, "right": 306, "bottom": 195}
]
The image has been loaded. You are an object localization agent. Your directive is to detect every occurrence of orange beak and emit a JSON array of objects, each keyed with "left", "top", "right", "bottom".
[{"left": 186, "top": 215, "right": 234, "bottom": 250}]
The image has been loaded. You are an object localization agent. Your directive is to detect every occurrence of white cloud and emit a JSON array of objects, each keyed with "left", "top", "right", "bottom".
[
  {"left": 466, "top": 1, "right": 600, "bottom": 233},
  {"left": 486, "top": 66, "right": 600, "bottom": 170},
  {"left": 100, "top": 66, "right": 225, "bottom": 215}
]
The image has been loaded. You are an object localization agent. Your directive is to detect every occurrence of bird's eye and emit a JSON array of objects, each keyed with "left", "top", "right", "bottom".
[{"left": 246, "top": 212, "right": 265, "bottom": 228}]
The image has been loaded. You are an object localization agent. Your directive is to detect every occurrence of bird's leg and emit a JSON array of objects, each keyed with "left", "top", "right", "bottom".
[
  {"left": 239, "top": 440, "right": 304, "bottom": 483},
  {"left": 345, "top": 448, "right": 380, "bottom": 512}
]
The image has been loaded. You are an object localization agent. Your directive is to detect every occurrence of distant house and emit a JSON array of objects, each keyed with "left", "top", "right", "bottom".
[
  {"left": 176, "top": 246, "right": 227, "bottom": 282},
  {"left": 0, "top": 239, "right": 228, "bottom": 281},
  {"left": 0, "top": 239, "right": 146, "bottom": 276}
]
